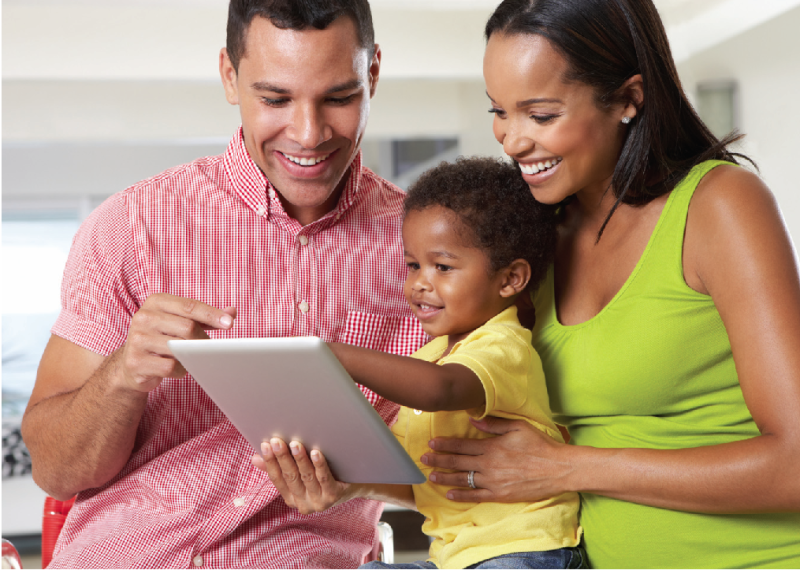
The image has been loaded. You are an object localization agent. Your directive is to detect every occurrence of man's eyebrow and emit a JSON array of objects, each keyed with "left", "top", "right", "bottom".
[
  {"left": 325, "top": 79, "right": 363, "bottom": 94},
  {"left": 251, "top": 82, "right": 290, "bottom": 94},
  {"left": 250, "top": 79, "right": 363, "bottom": 95}
]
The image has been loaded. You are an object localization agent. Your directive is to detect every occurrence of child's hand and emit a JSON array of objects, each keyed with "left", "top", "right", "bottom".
[{"left": 252, "top": 438, "right": 352, "bottom": 514}]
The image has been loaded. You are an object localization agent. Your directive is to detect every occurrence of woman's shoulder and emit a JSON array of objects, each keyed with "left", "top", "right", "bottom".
[
  {"left": 689, "top": 164, "right": 776, "bottom": 221},
  {"left": 684, "top": 163, "right": 790, "bottom": 295}
]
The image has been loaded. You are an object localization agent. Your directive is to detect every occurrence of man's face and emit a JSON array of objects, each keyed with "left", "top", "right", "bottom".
[{"left": 220, "top": 16, "right": 380, "bottom": 225}]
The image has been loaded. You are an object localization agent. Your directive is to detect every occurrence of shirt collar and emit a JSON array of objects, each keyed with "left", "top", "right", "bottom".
[{"left": 223, "top": 126, "right": 364, "bottom": 234}]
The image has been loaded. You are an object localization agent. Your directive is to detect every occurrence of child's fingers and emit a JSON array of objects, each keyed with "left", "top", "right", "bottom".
[
  {"left": 289, "top": 441, "right": 323, "bottom": 497},
  {"left": 253, "top": 446, "right": 296, "bottom": 508}
]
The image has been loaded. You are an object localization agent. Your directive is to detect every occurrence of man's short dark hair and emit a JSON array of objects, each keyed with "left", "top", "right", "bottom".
[
  {"left": 404, "top": 157, "right": 558, "bottom": 292},
  {"left": 227, "top": 0, "right": 375, "bottom": 71}
]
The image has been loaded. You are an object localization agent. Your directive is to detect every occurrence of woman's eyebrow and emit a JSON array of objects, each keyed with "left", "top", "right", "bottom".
[{"left": 517, "top": 97, "right": 563, "bottom": 107}]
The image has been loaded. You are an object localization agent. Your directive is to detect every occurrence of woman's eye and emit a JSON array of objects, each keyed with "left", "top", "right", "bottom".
[
  {"left": 488, "top": 107, "right": 506, "bottom": 118},
  {"left": 531, "top": 114, "right": 558, "bottom": 124}
]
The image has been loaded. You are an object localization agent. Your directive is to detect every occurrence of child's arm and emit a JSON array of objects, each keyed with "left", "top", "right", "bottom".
[{"left": 328, "top": 342, "right": 485, "bottom": 412}]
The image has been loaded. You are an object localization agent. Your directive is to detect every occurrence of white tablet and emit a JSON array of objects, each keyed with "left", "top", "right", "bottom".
[{"left": 168, "top": 336, "right": 425, "bottom": 485}]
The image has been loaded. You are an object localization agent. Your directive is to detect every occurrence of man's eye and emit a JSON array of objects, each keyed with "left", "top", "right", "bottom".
[
  {"left": 262, "top": 97, "right": 288, "bottom": 107},
  {"left": 328, "top": 94, "right": 357, "bottom": 105}
]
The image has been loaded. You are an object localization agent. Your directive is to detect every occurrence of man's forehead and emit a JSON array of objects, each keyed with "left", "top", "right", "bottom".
[
  {"left": 239, "top": 15, "right": 371, "bottom": 84},
  {"left": 243, "top": 14, "right": 368, "bottom": 61}
]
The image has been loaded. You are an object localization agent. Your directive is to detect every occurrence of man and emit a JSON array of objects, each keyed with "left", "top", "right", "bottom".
[{"left": 21, "top": 1, "right": 426, "bottom": 567}]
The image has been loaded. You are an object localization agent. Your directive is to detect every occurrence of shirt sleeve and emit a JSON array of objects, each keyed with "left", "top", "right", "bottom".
[
  {"left": 52, "top": 193, "right": 143, "bottom": 356},
  {"left": 437, "top": 325, "right": 555, "bottom": 440}
]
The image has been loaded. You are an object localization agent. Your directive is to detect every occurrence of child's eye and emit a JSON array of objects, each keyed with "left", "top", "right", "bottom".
[
  {"left": 436, "top": 264, "right": 452, "bottom": 272},
  {"left": 406, "top": 262, "right": 420, "bottom": 271}
]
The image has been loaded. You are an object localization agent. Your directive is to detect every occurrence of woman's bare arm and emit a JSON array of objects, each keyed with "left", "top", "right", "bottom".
[{"left": 423, "top": 166, "right": 800, "bottom": 514}]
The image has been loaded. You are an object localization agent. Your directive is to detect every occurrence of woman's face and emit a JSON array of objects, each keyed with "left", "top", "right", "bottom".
[{"left": 483, "top": 33, "right": 629, "bottom": 205}]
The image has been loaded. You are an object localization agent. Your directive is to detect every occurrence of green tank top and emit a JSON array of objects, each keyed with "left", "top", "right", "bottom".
[{"left": 531, "top": 160, "right": 800, "bottom": 568}]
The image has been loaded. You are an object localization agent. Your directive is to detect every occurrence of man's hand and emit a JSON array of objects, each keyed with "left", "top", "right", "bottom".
[
  {"left": 119, "top": 293, "right": 236, "bottom": 392},
  {"left": 252, "top": 438, "right": 353, "bottom": 515},
  {"left": 22, "top": 293, "right": 237, "bottom": 499}
]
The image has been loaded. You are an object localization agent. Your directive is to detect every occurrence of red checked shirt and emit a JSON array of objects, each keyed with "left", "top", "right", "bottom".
[{"left": 48, "top": 128, "right": 427, "bottom": 569}]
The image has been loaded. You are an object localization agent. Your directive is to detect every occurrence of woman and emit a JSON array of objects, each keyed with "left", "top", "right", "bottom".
[{"left": 421, "top": 0, "right": 800, "bottom": 567}]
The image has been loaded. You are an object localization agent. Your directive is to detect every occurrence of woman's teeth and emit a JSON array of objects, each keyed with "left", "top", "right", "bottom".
[
  {"left": 282, "top": 152, "right": 330, "bottom": 166},
  {"left": 519, "top": 157, "right": 562, "bottom": 175}
]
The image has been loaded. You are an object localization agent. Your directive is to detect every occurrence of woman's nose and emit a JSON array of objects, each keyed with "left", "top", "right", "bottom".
[{"left": 500, "top": 118, "right": 535, "bottom": 159}]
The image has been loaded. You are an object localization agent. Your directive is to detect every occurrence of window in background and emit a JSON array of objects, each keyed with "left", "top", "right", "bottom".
[
  {"left": 2, "top": 212, "right": 81, "bottom": 478},
  {"left": 392, "top": 139, "right": 459, "bottom": 179},
  {"left": 697, "top": 81, "right": 738, "bottom": 140}
]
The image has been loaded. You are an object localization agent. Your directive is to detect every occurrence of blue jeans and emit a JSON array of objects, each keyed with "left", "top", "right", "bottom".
[{"left": 360, "top": 546, "right": 586, "bottom": 569}]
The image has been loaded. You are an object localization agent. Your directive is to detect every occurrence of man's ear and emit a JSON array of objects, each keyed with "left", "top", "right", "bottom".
[
  {"left": 219, "top": 48, "right": 240, "bottom": 105},
  {"left": 368, "top": 44, "right": 381, "bottom": 98},
  {"left": 499, "top": 259, "right": 531, "bottom": 298}
]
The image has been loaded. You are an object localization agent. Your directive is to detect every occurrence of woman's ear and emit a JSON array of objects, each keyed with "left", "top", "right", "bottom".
[
  {"left": 619, "top": 73, "right": 644, "bottom": 121},
  {"left": 499, "top": 259, "right": 531, "bottom": 298}
]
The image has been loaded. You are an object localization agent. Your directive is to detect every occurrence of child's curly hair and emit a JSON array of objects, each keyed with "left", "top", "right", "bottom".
[{"left": 404, "top": 156, "right": 557, "bottom": 292}]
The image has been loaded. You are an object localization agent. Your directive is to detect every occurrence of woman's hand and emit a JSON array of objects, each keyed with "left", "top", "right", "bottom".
[
  {"left": 252, "top": 438, "right": 353, "bottom": 514},
  {"left": 421, "top": 417, "right": 575, "bottom": 503}
]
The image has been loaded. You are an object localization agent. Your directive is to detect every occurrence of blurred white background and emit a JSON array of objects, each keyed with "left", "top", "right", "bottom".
[{"left": 4, "top": 0, "right": 800, "bottom": 558}]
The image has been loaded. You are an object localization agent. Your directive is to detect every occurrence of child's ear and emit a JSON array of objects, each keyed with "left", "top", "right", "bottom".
[{"left": 499, "top": 259, "right": 531, "bottom": 298}]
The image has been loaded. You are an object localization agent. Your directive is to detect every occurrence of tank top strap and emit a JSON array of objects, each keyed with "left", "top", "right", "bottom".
[{"left": 637, "top": 160, "right": 735, "bottom": 289}]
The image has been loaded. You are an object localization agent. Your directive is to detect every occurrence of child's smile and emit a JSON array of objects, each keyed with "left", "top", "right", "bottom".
[{"left": 402, "top": 206, "right": 513, "bottom": 347}]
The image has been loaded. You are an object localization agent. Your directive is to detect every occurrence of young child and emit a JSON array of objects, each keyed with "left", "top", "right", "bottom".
[{"left": 260, "top": 157, "right": 583, "bottom": 569}]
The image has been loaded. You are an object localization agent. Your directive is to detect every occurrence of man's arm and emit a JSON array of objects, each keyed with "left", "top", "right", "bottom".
[
  {"left": 327, "top": 342, "right": 484, "bottom": 412},
  {"left": 21, "top": 294, "right": 236, "bottom": 500}
]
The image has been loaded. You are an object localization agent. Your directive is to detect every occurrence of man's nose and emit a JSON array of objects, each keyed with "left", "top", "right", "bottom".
[{"left": 287, "top": 103, "right": 332, "bottom": 149}]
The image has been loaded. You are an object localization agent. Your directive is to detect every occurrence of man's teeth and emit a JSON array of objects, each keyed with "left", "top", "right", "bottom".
[
  {"left": 519, "top": 157, "right": 562, "bottom": 175},
  {"left": 282, "top": 152, "right": 330, "bottom": 166}
]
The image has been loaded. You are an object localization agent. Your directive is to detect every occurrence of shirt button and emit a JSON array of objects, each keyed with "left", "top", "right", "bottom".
[
  {"left": 255, "top": 205, "right": 266, "bottom": 216},
  {"left": 233, "top": 497, "right": 245, "bottom": 507},
  {"left": 298, "top": 235, "right": 309, "bottom": 246},
  {"left": 192, "top": 555, "right": 204, "bottom": 567},
  {"left": 268, "top": 188, "right": 276, "bottom": 199},
  {"left": 299, "top": 301, "right": 309, "bottom": 314},
  {"left": 413, "top": 409, "right": 422, "bottom": 415}
]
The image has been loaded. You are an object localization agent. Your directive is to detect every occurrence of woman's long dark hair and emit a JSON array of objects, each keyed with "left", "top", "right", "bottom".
[{"left": 486, "top": 0, "right": 753, "bottom": 236}]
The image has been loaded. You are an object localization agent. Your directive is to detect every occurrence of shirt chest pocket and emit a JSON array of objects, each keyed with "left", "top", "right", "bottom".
[{"left": 337, "top": 311, "right": 428, "bottom": 356}]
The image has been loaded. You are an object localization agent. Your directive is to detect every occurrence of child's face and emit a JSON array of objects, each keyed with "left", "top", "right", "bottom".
[{"left": 402, "top": 206, "right": 512, "bottom": 344}]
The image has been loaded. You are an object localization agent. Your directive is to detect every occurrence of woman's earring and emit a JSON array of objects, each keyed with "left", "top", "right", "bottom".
[{"left": 621, "top": 116, "right": 632, "bottom": 124}]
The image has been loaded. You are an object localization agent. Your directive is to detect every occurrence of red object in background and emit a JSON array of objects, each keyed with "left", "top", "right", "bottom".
[
  {"left": 2, "top": 539, "right": 23, "bottom": 569},
  {"left": 41, "top": 496, "right": 76, "bottom": 568}
]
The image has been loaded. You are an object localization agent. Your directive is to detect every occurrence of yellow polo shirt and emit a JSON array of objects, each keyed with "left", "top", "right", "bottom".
[{"left": 391, "top": 306, "right": 582, "bottom": 569}]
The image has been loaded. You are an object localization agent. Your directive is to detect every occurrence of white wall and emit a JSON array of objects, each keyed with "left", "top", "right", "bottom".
[{"left": 677, "top": 5, "right": 800, "bottom": 246}]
